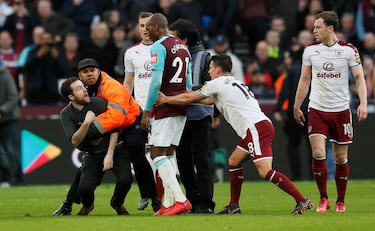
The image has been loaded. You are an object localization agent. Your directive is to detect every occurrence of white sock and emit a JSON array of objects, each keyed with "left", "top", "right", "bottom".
[
  {"left": 163, "top": 186, "right": 174, "bottom": 207},
  {"left": 167, "top": 155, "right": 177, "bottom": 174},
  {"left": 153, "top": 156, "right": 186, "bottom": 203}
]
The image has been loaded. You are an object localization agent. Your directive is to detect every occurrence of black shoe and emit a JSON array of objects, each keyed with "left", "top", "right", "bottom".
[
  {"left": 189, "top": 204, "right": 214, "bottom": 214},
  {"left": 111, "top": 201, "right": 129, "bottom": 215},
  {"left": 151, "top": 197, "right": 162, "bottom": 212},
  {"left": 77, "top": 204, "right": 94, "bottom": 216},
  {"left": 196, "top": 207, "right": 214, "bottom": 214},
  {"left": 52, "top": 201, "right": 72, "bottom": 216},
  {"left": 137, "top": 198, "right": 150, "bottom": 210},
  {"left": 216, "top": 203, "right": 241, "bottom": 214},
  {"left": 291, "top": 198, "right": 313, "bottom": 215},
  {"left": 113, "top": 205, "right": 130, "bottom": 215}
]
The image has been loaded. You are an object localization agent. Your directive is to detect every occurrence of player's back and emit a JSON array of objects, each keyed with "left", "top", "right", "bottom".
[
  {"left": 151, "top": 35, "right": 191, "bottom": 119},
  {"left": 200, "top": 76, "right": 269, "bottom": 139},
  {"left": 159, "top": 35, "right": 190, "bottom": 96}
]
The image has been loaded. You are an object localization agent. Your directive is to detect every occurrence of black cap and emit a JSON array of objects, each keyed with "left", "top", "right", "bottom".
[{"left": 77, "top": 58, "right": 99, "bottom": 72}]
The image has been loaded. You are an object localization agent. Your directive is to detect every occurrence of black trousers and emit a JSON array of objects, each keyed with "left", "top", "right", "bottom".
[
  {"left": 283, "top": 116, "right": 312, "bottom": 180},
  {"left": 176, "top": 116, "right": 215, "bottom": 210},
  {"left": 128, "top": 144, "right": 158, "bottom": 199},
  {"left": 121, "top": 113, "right": 158, "bottom": 199},
  {"left": 72, "top": 146, "right": 132, "bottom": 208}
]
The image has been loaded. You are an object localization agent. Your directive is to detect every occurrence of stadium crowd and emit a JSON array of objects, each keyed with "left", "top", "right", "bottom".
[
  {"left": 0, "top": 0, "right": 373, "bottom": 216},
  {"left": 0, "top": 0, "right": 374, "bottom": 107}
]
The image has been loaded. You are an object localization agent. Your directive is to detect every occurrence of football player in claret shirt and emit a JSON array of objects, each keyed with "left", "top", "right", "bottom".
[{"left": 141, "top": 13, "right": 193, "bottom": 216}]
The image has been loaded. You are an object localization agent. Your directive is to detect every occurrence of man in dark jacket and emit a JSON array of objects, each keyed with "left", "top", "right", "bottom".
[
  {"left": 169, "top": 18, "right": 215, "bottom": 213},
  {"left": 0, "top": 61, "right": 23, "bottom": 187}
]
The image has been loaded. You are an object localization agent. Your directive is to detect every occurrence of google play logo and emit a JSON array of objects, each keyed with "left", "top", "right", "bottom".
[{"left": 21, "top": 130, "right": 61, "bottom": 174}]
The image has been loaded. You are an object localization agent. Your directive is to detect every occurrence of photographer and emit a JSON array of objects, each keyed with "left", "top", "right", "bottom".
[{"left": 24, "top": 31, "right": 61, "bottom": 105}]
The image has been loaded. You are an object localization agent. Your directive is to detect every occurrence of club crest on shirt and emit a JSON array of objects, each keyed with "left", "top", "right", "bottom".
[
  {"left": 144, "top": 60, "right": 152, "bottom": 71},
  {"left": 151, "top": 54, "right": 158, "bottom": 65},
  {"left": 335, "top": 49, "right": 344, "bottom": 57}
]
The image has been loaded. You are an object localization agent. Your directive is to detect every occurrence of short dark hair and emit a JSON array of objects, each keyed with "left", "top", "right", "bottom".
[
  {"left": 211, "top": 54, "right": 232, "bottom": 73},
  {"left": 315, "top": 11, "right": 339, "bottom": 31},
  {"left": 60, "top": 77, "right": 80, "bottom": 100},
  {"left": 169, "top": 18, "right": 201, "bottom": 47},
  {"left": 139, "top": 11, "right": 152, "bottom": 19}
]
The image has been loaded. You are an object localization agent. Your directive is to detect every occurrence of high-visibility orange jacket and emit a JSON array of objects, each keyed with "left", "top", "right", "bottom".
[{"left": 93, "top": 71, "right": 140, "bottom": 134}]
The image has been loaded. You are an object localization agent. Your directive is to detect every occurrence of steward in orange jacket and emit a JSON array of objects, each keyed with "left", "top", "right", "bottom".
[{"left": 78, "top": 58, "right": 140, "bottom": 134}]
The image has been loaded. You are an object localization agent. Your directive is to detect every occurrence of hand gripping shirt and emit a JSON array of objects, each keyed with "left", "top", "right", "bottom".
[
  {"left": 199, "top": 76, "right": 270, "bottom": 139},
  {"left": 303, "top": 40, "right": 361, "bottom": 112},
  {"left": 60, "top": 97, "right": 111, "bottom": 153}
]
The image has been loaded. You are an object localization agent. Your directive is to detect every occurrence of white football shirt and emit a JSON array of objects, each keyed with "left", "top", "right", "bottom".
[
  {"left": 199, "top": 76, "right": 270, "bottom": 139},
  {"left": 303, "top": 41, "right": 361, "bottom": 112},
  {"left": 124, "top": 42, "right": 153, "bottom": 109}
]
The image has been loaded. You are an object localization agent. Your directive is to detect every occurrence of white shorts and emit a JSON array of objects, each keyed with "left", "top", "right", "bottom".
[{"left": 149, "top": 116, "right": 186, "bottom": 147}]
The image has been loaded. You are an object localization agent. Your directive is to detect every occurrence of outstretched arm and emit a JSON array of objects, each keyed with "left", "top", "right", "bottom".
[{"left": 156, "top": 91, "right": 209, "bottom": 106}]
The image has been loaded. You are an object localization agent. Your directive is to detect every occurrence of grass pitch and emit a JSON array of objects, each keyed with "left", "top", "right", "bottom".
[{"left": 0, "top": 180, "right": 374, "bottom": 231}]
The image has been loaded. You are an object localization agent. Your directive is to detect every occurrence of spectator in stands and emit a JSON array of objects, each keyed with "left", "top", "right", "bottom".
[
  {"left": 254, "top": 40, "right": 281, "bottom": 83},
  {"left": 0, "top": 60, "right": 23, "bottom": 187},
  {"left": 59, "top": 0, "right": 96, "bottom": 44},
  {"left": 265, "top": 29, "right": 285, "bottom": 63},
  {"left": 207, "top": 34, "right": 243, "bottom": 81},
  {"left": 112, "top": 25, "right": 132, "bottom": 82},
  {"left": 274, "top": 52, "right": 293, "bottom": 102},
  {"left": 289, "top": 30, "right": 314, "bottom": 65},
  {"left": 340, "top": 12, "right": 359, "bottom": 47},
  {"left": 247, "top": 68, "right": 275, "bottom": 100},
  {"left": 237, "top": 0, "right": 271, "bottom": 56},
  {"left": 361, "top": 32, "right": 375, "bottom": 59},
  {"left": 295, "top": 0, "right": 324, "bottom": 33},
  {"left": 102, "top": 8, "right": 122, "bottom": 33},
  {"left": 325, "top": 0, "right": 358, "bottom": 19},
  {"left": 80, "top": 22, "right": 118, "bottom": 79},
  {"left": 356, "top": 0, "right": 375, "bottom": 43},
  {"left": 270, "top": 16, "right": 292, "bottom": 53},
  {"left": 24, "top": 31, "right": 61, "bottom": 105},
  {"left": 32, "top": 0, "right": 75, "bottom": 44},
  {"left": 0, "top": 30, "right": 19, "bottom": 88},
  {"left": 243, "top": 58, "right": 258, "bottom": 85},
  {"left": 57, "top": 32, "right": 81, "bottom": 80},
  {"left": 304, "top": 14, "right": 316, "bottom": 32},
  {"left": 121, "top": 0, "right": 158, "bottom": 31},
  {"left": 3, "top": 0, "right": 34, "bottom": 54},
  {"left": 202, "top": 0, "right": 237, "bottom": 46},
  {"left": 16, "top": 26, "right": 45, "bottom": 105},
  {"left": 155, "top": 0, "right": 175, "bottom": 17},
  {"left": 360, "top": 55, "right": 374, "bottom": 102},
  {"left": 168, "top": 0, "right": 203, "bottom": 33},
  {"left": 0, "top": 0, "right": 13, "bottom": 28}
]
